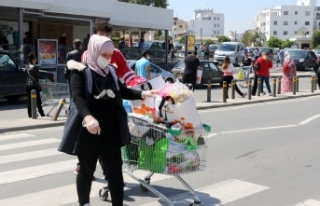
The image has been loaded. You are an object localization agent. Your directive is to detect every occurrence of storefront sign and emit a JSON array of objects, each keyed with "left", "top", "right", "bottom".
[{"left": 37, "top": 39, "right": 58, "bottom": 66}]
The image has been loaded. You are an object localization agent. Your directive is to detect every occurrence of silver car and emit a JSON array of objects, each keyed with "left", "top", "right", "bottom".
[
  {"left": 214, "top": 42, "right": 244, "bottom": 65},
  {"left": 127, "top": 60, "right": 176, "bottom": 83}
]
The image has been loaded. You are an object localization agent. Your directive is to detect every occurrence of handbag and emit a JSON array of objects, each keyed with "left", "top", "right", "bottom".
[{"left": 26, "top": 68, "right": 42, "bottom": 91}]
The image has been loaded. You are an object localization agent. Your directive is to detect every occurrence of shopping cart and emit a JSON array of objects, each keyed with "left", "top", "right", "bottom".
[
  {"left": 99, "top": 114, "right": 211, "bottom": 206},
  {"left": 39, "top": 80, "right": 70, "bottom": 116},
  {"left": 235, "top": 66, "right": 252, "bottom": 88}
]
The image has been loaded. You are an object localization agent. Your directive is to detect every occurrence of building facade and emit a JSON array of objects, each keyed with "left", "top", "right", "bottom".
[
  {"left": 170, "top": 17, "right": 189, "bottom": 38},
  {"left": 189, "top": 8, "right": 224, "bottom": 38},
  {"left": 255, "top": 0, "right": 316, "bottom": 45}
]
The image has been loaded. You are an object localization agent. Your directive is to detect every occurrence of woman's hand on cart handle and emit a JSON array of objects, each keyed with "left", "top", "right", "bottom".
[
  {"left": 142, "top": 90, "right": 159, "bottom": 99},
  {"left": 82, "top": 115, "right": 101, "bottom": 135}
]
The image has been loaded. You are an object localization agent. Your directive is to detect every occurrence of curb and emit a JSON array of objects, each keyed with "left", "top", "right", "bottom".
[
  {"left": 196, "top": 92, "right": 320, "bottom": 110},
  {"left": 1, "top": 92, "right": 319, "bottom": 133}
]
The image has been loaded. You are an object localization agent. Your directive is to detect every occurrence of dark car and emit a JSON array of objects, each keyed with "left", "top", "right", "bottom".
[
  {"left": 289, "top": 49, "right": 318, "bottom": 71},
  {"left": 0, "top": 50, "right": 54, "bottom": 101},
  {"left": 208, "top": 44, "right": 218, "bottom": 57},
  {"left": 171, "top": 60, "right": 223, "bottom": 88}
]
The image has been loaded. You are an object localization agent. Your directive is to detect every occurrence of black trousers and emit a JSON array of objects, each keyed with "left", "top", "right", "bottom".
[
  {"left": 223, "top": 76, "right": 243, "bottom": 97},
  {"left": 26, "top": 86, "right": 44, "bottom": 117},
  {"left": 317, "top": 72, "right": 320, "bottom": 88},
  {"left": 77, "top": 125, "right": 123, "bottom": 206},
  {"left": 251, "top": 73, "right": 258, "bottom": 96},
  {"left": 182, "top": 74, "right": 196, "bottom": 91}
]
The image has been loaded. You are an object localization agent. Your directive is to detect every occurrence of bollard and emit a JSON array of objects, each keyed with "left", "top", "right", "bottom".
[
  {"left": 51, "top": 99, "right": 66, "bottom": 121},
  {"left": 257, "top": 78, "right": 261, "bottom": 96},
  {"left": 311, "top": 76, "right": 315, "bottom": 93},
  {"left": 231, "top": 79, "right": 236, "bottom": 99},
  {"left": 296, "top": 77, "right": 299, "bottom": 92},
  {"left": 31, "top": 89, "right": 37, "bottom": 119},
  {"left": 207, "top": 80, "right": 211, "bottom": 102},
  {"left": 293, "top": 76, "right": 296, "bottom": 95},
  {"left": 277, "top": 77, "right": 281, "bottom": 94},
  {"left": 222, "top": 81, "right": 227, "bottom": 103},
  {"left": 248, "top": 80, "right": 252, "bottom": 100},
  {"left": 272, "top": 79, "right": 276, "bottom": 97}
]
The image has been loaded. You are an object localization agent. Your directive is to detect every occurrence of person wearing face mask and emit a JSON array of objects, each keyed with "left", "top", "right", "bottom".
[
  {"left": 59, "top": 35, "right": 157, "bottom": 206},
  {"left": 241, "top": 54, "right": 252, "bottom": 66},
  {"left": 135, "top": 50, "right": 151, "bottom": 79}
]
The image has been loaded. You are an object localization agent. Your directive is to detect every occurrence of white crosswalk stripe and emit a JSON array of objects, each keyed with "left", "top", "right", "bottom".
[
  {"left": 0, "top": 138, "right": 59, "bottom": 151},
  {"left": 0, "top": 133, "right": 35, "bottom": 142},
  {"left": 294, "top": 199, "right": 320, "bottom": 206}
]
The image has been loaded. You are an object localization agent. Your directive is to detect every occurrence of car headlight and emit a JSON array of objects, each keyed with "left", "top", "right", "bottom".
[{"left": 299, "top": 58, "right": 305, "bottom": 63}]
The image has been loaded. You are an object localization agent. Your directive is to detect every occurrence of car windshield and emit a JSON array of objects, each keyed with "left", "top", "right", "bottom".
[
  {"left": 217, "top": 44, "right": 236, "bottom": 51},
  {"left": 209, "top": 45, "right": 217, "bottom": 49},
  {"left": 290, "top": 50, "right": 307, "bottom": 58},
  {"left": 315, "top": 50, "right": 320, "bottom": 54}
]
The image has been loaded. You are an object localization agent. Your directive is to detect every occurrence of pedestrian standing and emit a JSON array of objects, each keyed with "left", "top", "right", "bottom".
[
  {"left": 64, "top": 39, "right": 84, "bottom": 80},
  {"left": 279, "top": 48, "right": 285, "bottom": 66},
  {"left": 183, "top": 51, "right": 200, "bottom": 91},
  {"left": 59, "top": 35, "right": 157, "bottom": 206},
  {"left": 255, "top": 52, "right": 273, "bottom": 96},
  {"left": 222, "top": 56, "right": 247, "bottom": 98},
  {"left": 281, "top": 54, "right": 296, "bottom": 93},
  {"left": 83, "top": 34, "right": 90, "bottom": 50},
  {"left": 135, "top": 50, "right": 151, "bottom": 79},
  {"left": 25, "top": 53, "right": 45, "bottom": 118}
]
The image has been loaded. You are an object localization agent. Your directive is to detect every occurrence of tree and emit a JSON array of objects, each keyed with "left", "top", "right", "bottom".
[
  {"left": 118, "top": 0, "right": 168, "bottom": 8},
  {"left": 266, "top": 36, "right": 282, "bottom": 48},
  {"left": 241, "top": 30, "right": 253, "bottom": 46},
  {"left": 179, "top": 36, "right": 186, "bottom": 44},
  {"left": 153, "top": 30, "right": 163, "bottom": 40},
  {"left": 311, "top": 30, "right": 320, "bottom": 49},
  {"left": 281, "top": 39, "right": 295, "bottom": 49},
  {"left": 204, "top": 39, "right": 214, "bottom": 45},
  {"left": 218, "top": 36, "right": 231, "bottom": 44}
]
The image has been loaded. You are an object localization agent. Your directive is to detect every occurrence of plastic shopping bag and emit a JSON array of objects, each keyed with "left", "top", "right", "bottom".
[
  {"left": 127, "top": 76, "right": 147, "bottom": 87},
  {"left": 129, "top": 75, "right": 166, "bottom": 119},
  {"left": 237, "top": 71, "right": 245, "bottom": 80},
  {"left": 159, "top": 81, "right": 192, "bottom": 104},
  {"left": 196, "top": 70, "right": 203, "bottom": 84}
]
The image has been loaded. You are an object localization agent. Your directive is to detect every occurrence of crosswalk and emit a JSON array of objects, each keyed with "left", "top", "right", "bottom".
[{"left": 0, "top": 130, "right": 319, "bottom": 206}]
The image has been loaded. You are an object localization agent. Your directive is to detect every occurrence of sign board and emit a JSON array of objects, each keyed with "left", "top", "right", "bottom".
[
  {"left": 37, "top": 39, "right": 58, "bottom": 66},
  {"left": 187, "top": 35, "right": 195, "bottom": 51}
]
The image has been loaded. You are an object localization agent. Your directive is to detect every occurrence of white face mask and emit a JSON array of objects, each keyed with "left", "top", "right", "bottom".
[{"left": 97, "top": 56, "right": 111, "bottom": 69}]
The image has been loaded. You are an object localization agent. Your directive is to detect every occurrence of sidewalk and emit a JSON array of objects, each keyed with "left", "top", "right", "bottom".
[{"left": 0, "top": 90, "right": 319, "bottom": 133}]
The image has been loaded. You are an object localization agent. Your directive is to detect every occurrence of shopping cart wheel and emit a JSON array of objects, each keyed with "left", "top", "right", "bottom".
[
  {"left": 139, "top": 180, "right": 150, "bottom": 192},
  {"left": 99, "top": 187, "right": 109, "bottom": 201},
  {"left": 189, "top": 200, "right": 201, "bottom": 206}
]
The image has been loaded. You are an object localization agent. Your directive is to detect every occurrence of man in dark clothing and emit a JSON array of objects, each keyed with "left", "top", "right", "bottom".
[
  {"left": 83, "top": 34, "right": 90, "bottom": 50},
  {"left": 251, "top": 52, "right": 261, "bottom": 96},
  {"left": 64, "top": 39, "right": 83, "bottom": 80},
  {"left": 183, "top": 51, "right": 200, "bottom": 91},
  {"left": 241, "top": 54, "right": 252, "bottom": 66}
]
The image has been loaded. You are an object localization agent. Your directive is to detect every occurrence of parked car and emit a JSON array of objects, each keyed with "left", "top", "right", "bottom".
[
  {"left": 171, "top": 60, "right": 223, "bottom": 88},
  {"left": 126, "top": 60, "right": 176, "bottom": 83},
  {"left": 208, "top": 44, "right": 218, "bottom": 57},
  {"left": 314, "top": 50, "right": 320, "bottom": 63},
  {"left": 214, "top": 42, "right": 244, "bottom": 65},
  {"left": 0, "top": 50, "right": 54, "bottom": 101},
  {"left": 290, "top": 49, "right": 318, "bottom": 71}
]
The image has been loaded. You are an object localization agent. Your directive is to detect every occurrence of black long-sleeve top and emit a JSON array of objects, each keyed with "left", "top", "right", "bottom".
[{"left": 70, "top": 69, "right": 142, "bottom": 122}]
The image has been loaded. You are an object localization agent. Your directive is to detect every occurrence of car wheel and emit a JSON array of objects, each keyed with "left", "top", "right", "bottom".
[
  {"left": 165, "top": 78, "right": 174, "bottom": 83},
  {"left": 4, "top": 95, "right": 21, "bottom": 101}
]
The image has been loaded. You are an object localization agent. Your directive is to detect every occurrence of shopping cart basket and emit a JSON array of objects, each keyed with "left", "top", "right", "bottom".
[
  {"left": 235, "top": 66, "right": 252, "bottom": 88},
  {"left": 39, "top": 80, "right": 69, "bottom": 116},
  {"left": 99, "top": 114, "right": 211, "bottom": 206}
]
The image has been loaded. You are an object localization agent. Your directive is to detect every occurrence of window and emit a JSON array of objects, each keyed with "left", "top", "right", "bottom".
[
  {"left": 201, "top": 62, "right": 210, "bottom": 70},
  {"left": 284, "top": 11, "right": 288, "bottom": 15},
  {"left": 0, "top": 54, "right": 16, "bottom": 71},
  {"left": 284, "top": 21, "right": 288, "bottom": 25},
  {"left": 295, "top": 11, "right": 298, "bottom": 15},
  {"left": 273, "top": 31, "right": 277, "bottom": 35},
  {"left": 217, "top": 24, "right": 219, "bottom": 27},
  {"left": 185, "top": 25, "right": 188, "bottom": 28},
  {"left": 295, "top": 21, "right": 297, "bottom": 25},
  {"left": 214, "top": 31, "right": 216, "bottom": 34},
  {"left": 283, "top": 31, "right": 288, "bottom": 35},
  {"left": 305, "top": 21, "right": 310, "bottom": 26},
  {"left": 214, "top": 17, "right": 216, "bottom": 20},
  {"left": 208, "top": 62, "right": 219, "bottom": 71},
  {"left": 306, "top": 11, "right": 310, "bottom": 16},
  {"left": 294, "top": 31, "right": 297, "bottom": 35},
  {"left": 179, "top": 25, "right": 182, "bottom": 28},
  {"left": 209, "top": 17, "right": 211, "bottom": 20},
  {"left": 274, "top": 21, "right": 277, "bottom": 25},
  {"left": 214, "top": 24, "right": 216, "bottom": 27},
  {"left": 217, "top": 31, "right": 219, "bottom": 34},
  {"left": 217, "top": 17, "right": 219, "bottom": 20}
]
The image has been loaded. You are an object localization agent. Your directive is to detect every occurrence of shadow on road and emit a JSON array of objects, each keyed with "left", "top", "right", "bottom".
[{"left": 0, "top": 97, "right": 27, "bottom": 111}]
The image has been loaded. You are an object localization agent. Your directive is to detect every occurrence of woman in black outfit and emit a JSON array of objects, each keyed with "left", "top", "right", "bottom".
[
  {"left": 25, "top": 53, "right": 45, "bottom": 117},
  {"left": 59, "top": 35, "right": 156, "bottom": 206}
]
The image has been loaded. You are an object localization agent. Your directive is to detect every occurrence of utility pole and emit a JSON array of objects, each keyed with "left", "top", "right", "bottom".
[{"left": 235, "top": 30, "right": 237, "bottom": 41}]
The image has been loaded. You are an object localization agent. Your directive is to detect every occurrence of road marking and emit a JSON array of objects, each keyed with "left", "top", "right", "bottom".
[
  {"left": 0, "top": 159, "right": 76, "bottom": 185},
  {"left": 0, "top": 133, "right": 35, "bottom": 142},
  {"left": 208, "top": 133, "right": 218, "bottom": 138},
  {"left": 294, "top": 199, "right": 320, "bottom": 206},
  {"left": 0, "top": 138, "right": 59, "bottom": 151},
  {"left": 0, "top": 148, "right": 62, "bottom": 164},
  {"left": 220, "top": 125, "right": 297, "bottom": 134},
  {"left": 141, "top": 179, "right": 269, "bottom": 206},
  {"left": 299, "top": 115, "right": 320, "bottom": 125},
  {"left": 0, "top": 171, "right": 172, "bottom": 205}
]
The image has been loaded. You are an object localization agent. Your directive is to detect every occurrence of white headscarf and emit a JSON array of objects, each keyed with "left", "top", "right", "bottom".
[{"left": 87, "top": 34, "right": 114, "bottom": 77}]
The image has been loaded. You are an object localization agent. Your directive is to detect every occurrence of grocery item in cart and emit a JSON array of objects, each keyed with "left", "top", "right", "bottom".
[{"left": 159, "top": 81, "right": 192, "bottom": 104}]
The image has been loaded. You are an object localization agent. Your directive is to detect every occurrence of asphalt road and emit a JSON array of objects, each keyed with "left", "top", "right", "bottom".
[{"left": 0, "top": 95, "right": 319, "bottom": 205}]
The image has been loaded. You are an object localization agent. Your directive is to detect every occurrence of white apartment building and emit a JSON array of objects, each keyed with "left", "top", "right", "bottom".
[
  {"left": 189, "top": 8, "right": 224, "bottom": 37},
  {"left": 256, "top": 0, "right": 316, "bottom": 48},
  {"left": 170, "top": 17, "right": 189, "bottom": 38}
]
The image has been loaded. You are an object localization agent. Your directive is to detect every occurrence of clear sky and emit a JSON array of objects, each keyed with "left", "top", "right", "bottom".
[{"left": 168, "top": 0, "right": 320, "bottom": 35}]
